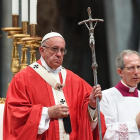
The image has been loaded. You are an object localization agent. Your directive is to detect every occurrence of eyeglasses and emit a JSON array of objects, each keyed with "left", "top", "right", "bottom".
[
  {"left": 43, "top": 46, "right": 67, "bottom": 55},
  {"left": 123, "top": 65, "right": 140, "bottom": 72}
]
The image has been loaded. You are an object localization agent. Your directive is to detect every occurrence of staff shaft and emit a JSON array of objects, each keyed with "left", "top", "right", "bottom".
[{"left": 78, "top": 7, "right": 104, "bottom": 140}]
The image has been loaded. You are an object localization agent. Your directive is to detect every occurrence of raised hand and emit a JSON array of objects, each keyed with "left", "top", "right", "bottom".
[{"left": 89, "top": 84, "right": 102, "bottom": 108}]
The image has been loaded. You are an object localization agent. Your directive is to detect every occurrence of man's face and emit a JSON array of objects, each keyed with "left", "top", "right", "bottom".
[
  {"left": 117, "top": 54, "right": 140, "bottom": 87},
  {"left": 39, "top": 36, "right": 66, "bottom": 69}
]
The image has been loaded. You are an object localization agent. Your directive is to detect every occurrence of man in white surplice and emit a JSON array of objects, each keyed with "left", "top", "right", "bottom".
[{"left": 98, "top": 50, "right": 140, "bottom": 140}]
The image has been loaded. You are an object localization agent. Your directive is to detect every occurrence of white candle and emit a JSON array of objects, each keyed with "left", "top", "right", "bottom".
[
  {"left": 30, "top": 0, "right": 37, "bottom": 24},
  {"left": 12, "top": 0, "right": 19, "bottom": 15},
  {"left": 21, "top": 0, "right": 28, "bottom": 21}
]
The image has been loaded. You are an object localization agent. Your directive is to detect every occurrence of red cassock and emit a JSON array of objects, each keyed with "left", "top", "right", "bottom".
[
  {"left": 3, "top": 60, "right": 95, "bottom": 140},
  {"left": 92, "top": 112, "right": 106, "bottom": 140}
]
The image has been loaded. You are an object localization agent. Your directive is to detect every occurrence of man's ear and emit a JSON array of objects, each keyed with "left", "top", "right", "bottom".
[
  {"left": 117, "top": 68, "right": 123, "bottom": 77},
  {"left": 39, "top": 47, "right": 45, "bottom": 56}
]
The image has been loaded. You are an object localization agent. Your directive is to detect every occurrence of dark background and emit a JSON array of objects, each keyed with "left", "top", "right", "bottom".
[
  {"left": 36, "top": 0, "right": 110, "bottom": 89},
  {"left": 1, "top": 0, "right": 140, "bottom": 97}
]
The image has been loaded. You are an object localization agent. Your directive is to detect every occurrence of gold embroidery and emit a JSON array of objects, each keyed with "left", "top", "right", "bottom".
[{"left": 0, "top": 98, "right": 6, "bottom": 104}]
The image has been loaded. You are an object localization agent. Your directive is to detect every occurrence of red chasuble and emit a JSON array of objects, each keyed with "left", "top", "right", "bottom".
[
  {"left": 93, "top": 81, "right": 138, "bottom": 140},
  {"left": 3, "top": 60, "right": 94, "bottom": 140}
]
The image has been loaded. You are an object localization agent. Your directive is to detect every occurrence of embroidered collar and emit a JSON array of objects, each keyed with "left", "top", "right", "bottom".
[{"left": 40, "top": 56, "right": 62, "bottom": 74}]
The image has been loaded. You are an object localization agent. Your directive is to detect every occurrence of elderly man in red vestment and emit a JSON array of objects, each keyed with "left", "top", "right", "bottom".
[
  {"left": 93, "top": 50, "right": 140, "bottom": 140},
  {"left": 3, "top": 32, "right": 102, "bottom": 140}
]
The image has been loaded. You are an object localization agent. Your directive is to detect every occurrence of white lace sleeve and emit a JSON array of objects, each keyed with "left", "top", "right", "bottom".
[
  {"left": 38, "top": 107, "right": 50, "bottom": 134},
  {"left": 88, "top": 105, "right": 98, "bottom": 130}
]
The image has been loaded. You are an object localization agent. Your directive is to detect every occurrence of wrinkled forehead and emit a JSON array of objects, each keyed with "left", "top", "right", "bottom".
[
  {"left": 46, "top": 37, "right": 66, "bottom": 47},
  {"left": 124, "top": 54, "right": 140, "bottom": 65}
]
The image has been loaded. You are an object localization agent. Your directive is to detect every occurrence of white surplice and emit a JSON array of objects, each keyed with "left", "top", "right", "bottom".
[{"left": 100, "top": 87, "right": 140, "bottom": 140}]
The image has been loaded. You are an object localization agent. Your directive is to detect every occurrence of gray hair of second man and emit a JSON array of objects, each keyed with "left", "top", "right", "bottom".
[{"left": 116, "top": 50, "right": 140, "bottom": 69}]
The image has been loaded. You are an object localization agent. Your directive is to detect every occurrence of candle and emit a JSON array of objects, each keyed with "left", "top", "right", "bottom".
[
  {"left": 12, "top": 0, "right": 19, "bottom": 15},
  {"left": 21, "top": 0, "right": 28, "bottom": 21},
  {"left": 30, "top": 0, "right": 37, "bottom": 24}
]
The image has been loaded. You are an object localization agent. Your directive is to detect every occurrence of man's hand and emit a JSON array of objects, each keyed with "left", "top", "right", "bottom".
[
  {"left": 48, "top": 104, "right": 69, "bottom": 119},
  {"left": 89, "top": 84, "right": 102, "bottom": 108},
  {"left": 135, "top": 112, "right": 140, "bottom": 129}
]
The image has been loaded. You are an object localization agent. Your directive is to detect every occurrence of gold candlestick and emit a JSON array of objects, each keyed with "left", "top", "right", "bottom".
[
  {"left": 30, "top": 24, "right": 36, "bottom": 37},
  {"left": 22, "top": 22, "right": 28, "bottom": 34},
  {"left": 20, "top": 45, "right": 28, "bottom": 70},
  {"left": 1, "top": 27, "right": 22, "bottom": 76},
  {"left": 30, "top": 42, "right": 39, "bottom": 64},
  {"left": 11, "top": 34, "right": 30, "bottom": 75},
  {"left": 11, "top": 38, "right": 20, "bottom": 75},
  {"left": 18, "top": 22, "right": 30, "bottom": 70},
  {"left": 1, "top": 15, "right": 22, "bottom": 85},
  {"left": 20, "top": 37, "right": 41, "bottom": 70},
  {"left": 22, "top": 37, "right": 42, "bottom": 64},
  {"left": 1, "top": 27, "right": 22, "bottom": 38},
  {"left": 12, "top": 15, "right": 19, "bottom": 27}
]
